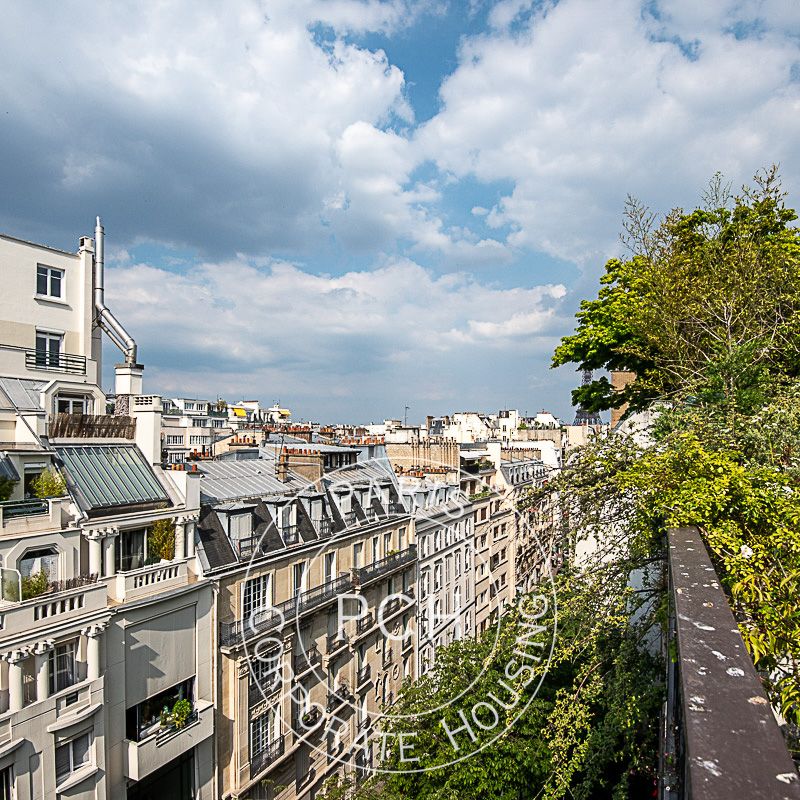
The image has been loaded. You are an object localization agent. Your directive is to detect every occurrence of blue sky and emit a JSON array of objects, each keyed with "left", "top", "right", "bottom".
[{"left": 1, "top": 0, "right": 799, "bottom": 423}]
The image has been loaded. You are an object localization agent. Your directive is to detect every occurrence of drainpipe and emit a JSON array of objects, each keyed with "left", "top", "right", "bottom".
[{"left": 93, "top": 217, "right": 138, "bottom": 365}]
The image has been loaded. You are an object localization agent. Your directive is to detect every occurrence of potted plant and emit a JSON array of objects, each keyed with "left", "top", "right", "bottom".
[{"left": 172, "top": 698, "right": 192, "bottom": 729}]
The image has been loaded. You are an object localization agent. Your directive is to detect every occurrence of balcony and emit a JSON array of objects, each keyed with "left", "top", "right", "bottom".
[
  {"left": 326, "top": 685, "right": 353, "bottom": 713},
  {"left": 220, "top": 572, "right": 354, "bottom": 648},
  {"left": 387, "top": 502, "right": 408, "bottom": 515},
  {"left": 354, "top": 546, "right": 417, "bottom": 586},
  {"left": 250, "top": 735, "right": 285, "bottom": 778},
  {"left": 124, "top": 700, "right": 213, "bottom": 782},
  {"left": 356, "top": 663, "right": 371, "bottom": 687},
  {"left": 25, "top": 349, "right": 86, "bottom": 375},
  {"left": 313, "top": 517, "right": 332, "bottom": 536},
  {"left": 356, "top": 613, "right": 374, "bottom": 636},
  {"left": 293, "top": 644, "right": 321, "bottom": 675},
  {"left": 0, "top": 496, "right": 72, "bottom": 533},
  {"left": 662, "top": 527, "right": 800, "bottom": 799},
  {"left": 382, "top": 649, "right": 393, "bottom": 669},
  {"left": 326, "top": 631, "right": 348, "bottom": 655},
  {"left": 294, "top": 705, "right": 322, "bottom": 734},
  {"left": 0, "top": 579, "right": 106, "bottom": 638},
  {"left": 49, "top": 413, "right": 135, "bottom": 440},
  {"left": 111, "top": 559, "right": 189, "bottom": 603},
  {"left": 281, "top": 524, "right": 299, "bottom": 545}
]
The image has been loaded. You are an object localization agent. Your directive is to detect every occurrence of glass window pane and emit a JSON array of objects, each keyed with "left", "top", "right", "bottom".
[
  {"left": 72, "top": 733, "right": 90, "bottom": 767},
  {"left": 55, "top": 743, "right": 71, "bottom": 783},
  {"left": 50, "top": 270, "right": 62, "bottom": 298},
  {"left": 37, "top": 266, "right": 48, "bottom": 295}
]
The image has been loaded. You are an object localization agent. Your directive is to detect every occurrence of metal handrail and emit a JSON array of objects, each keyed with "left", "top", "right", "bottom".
[{"left": 25, "top": 349, "right": 87, "bottom": 375}]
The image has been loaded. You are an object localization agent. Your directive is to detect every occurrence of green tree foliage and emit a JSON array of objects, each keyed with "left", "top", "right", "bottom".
[
  {"left": 21, "top": 570, "right": 49, "bottom": 600},
  {"left": 30, "top": 468, "right": 65, "bottom": 499},
  {"left": 553, "top": 167, "right": 800, "bottom": 415},
  {"left": 147, "top": 518, "right": 176, "bottom": 562},
  {"left": 0, "top": 476, "right": 15, "bottom": 502}
]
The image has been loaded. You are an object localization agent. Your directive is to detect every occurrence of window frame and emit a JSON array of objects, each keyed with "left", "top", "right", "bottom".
[{"left": 36, "top": 264, "right": 64, "bottom": 300}]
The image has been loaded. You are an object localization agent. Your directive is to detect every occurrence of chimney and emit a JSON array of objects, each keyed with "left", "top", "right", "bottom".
[{"left": 277, "top": 448, "right": 289, "bottom": 482}]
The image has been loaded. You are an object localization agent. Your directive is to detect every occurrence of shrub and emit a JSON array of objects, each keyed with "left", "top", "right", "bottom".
[
  {"left": 172, "top": 698, "right": 192, "bottom": 729},
  {"left": 30, "top": 468, "right": 65, "bottom": 499},
  {"left": 148, "top": 518, "right": 176, "bottom": 561},
  {"left": 21, "top": 571, "right": 49, "bottom": 600}
]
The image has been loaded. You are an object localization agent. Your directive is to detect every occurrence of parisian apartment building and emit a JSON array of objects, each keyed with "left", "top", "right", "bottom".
[{"left": 0, "top": 219, "right": 562, "bottom": 800}]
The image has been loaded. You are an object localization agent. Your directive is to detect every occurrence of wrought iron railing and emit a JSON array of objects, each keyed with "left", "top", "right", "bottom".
[
  {"left": 357, "top": 663, "right": 371, "bottom": 686},
  {"left": 220, "top": 572, "right": 354, "bottom": 647},
  {"left": 354, "top": 546, "right": 417, "bottom": 585},
  {"left": 293, "top": 644, "right": 321, "bottom": 674},
  {"left": 250, "top": 735, "right": 285, "bottom": 777},
  {"left": 0, "top": 499, "right": 49, "bottom": 520}
]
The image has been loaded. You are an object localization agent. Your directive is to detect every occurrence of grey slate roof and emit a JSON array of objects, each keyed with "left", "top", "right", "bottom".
[
  {"left": 0, "top": 454, "right": 19, "bottom": 481},
  {"left": 195, "top": 459, "right": 306, "bottom": 503},
  {"left": 55, "top": 443, "right": 171, "bottom": 513}
]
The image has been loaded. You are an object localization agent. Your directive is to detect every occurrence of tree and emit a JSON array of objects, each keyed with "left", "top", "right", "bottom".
[
  {"left": 147, "top": 518, "right": 176, "bottom": 562},
  {"left": 30, "top": 468, "right": 65, "bottom": 499},
  {"left": 0, "top": 476, "right": 15, "bottom": 502},
  {"left": 553, "top": 167, "right": 800, "bottom": 416}
]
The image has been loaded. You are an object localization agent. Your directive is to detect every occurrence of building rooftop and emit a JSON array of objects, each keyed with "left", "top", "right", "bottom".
[
  {"left": 194, "top": 459, "right": 306, "bottom": 503},
  {"left": 55, "top": 443, "right": 171, "bottom": 514}
]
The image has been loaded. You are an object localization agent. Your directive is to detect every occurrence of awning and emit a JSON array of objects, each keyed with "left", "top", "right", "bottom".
[{"left": 233, "top": 407, "right": 246, "bottom": 418}]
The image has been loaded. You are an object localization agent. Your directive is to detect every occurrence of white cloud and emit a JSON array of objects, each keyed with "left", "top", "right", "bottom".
[
  {"left": 417, "top": 0, "right": 800, "bottom": 265},
  {"left": 105, "top": 256, "right": 568, "bottom": 416}
]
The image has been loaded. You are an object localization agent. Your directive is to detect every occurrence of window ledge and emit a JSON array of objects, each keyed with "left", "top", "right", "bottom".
[
  {"left": 55, "top": 764, "right": 99, "bottom": 793},
  {"left": 46, "top": 701, "right": 101, "bottom": 733},
  {"left": 33, "top": 294, "right": 69, "bottom": 307}
]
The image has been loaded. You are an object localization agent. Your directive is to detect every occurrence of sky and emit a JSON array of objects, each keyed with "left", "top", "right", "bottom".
[{"left": 1, "top": 0, "right": 799, "bottom": 423}]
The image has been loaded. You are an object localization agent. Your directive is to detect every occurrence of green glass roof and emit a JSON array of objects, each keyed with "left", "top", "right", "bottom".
[{"left": 55, "top": 444, "right": 170, "bottom": 513}]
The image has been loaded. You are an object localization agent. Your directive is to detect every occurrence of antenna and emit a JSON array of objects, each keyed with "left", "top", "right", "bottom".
[{"left": 404, "top": 405, "right": 410, "bottom": 427}]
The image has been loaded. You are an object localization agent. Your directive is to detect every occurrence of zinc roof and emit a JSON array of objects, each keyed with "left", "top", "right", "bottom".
[{"left": 0, "top": 377, "right": 45, "bottom": 412}]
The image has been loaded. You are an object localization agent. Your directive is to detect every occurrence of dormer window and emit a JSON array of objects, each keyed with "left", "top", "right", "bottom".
[{"left": 230, "top": 512, "right": 253, "bottom": 539}]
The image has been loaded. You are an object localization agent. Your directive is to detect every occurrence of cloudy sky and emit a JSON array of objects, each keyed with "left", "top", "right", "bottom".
[{"left": 1, "top": 0, "right": 798, "bottom": 422}]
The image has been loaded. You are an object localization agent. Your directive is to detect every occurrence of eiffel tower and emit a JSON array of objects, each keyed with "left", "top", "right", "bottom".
[{"left": 573, "top": 368, "right": 602, "bottom": 426}]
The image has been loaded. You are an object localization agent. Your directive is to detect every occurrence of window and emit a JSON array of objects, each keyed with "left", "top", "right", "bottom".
[
  {"left": 166, "top": 435, "right": 183, "bottom": 445},
  {"left": 434, "top": 563, "right": 442, "bottom": 591},
  {"left": 36, "top": 265, "right": 63, "bottom": 299},
  {"left": 56, "top": 394, "right": 88, "bottom": 415},
  {"left": 324, "top": 552, "right": 336, "bottom": 583},
  {"left": 371, "top": 536, "right": 379, "bottom": 563},
  {"left": 116, "top": 528, "right": 147, "bottom": 572},
  {"left": 125, "top": 678, "right": 194, "bottom": 741},
  {"left": 243, "top": 574, "right": 271, "bottom": 620},
  {"left": 19, "top": 547, "right": 58, "bottom": 582},
  {"left": 55, "top": 732, "right": 90, "bottom": 785},
  {"left": 293, "top": 561, "right": 307, "bottom": 597},
  {"left": 229, "top": 512, "right": 252, "bottom": 539},
  {"left": 383, "top": 532, "right": 392, "bottom": 556},
  {"left": 0, "top": 766, "right": 11, "bottom": 800},
  {"left": 35, "top": 330, "right": 62, "bottom": 368},
  {"left": 353, "top": 542, "right": 362, "bottom": 568},
  {"left": 250, "top": 709, "right": 276, "bottom": 757},
  {"left": 189, "top": 435, "right": 209, "bottom": 445},
  {"left": 191, "top": 418, "right": 206, "bottom": 427},
  {"left": 49, "top": 640, "right": 78, "bottom": 695},
  {"left": 184, "top": 402, "right": 195, "bottom": 410}
]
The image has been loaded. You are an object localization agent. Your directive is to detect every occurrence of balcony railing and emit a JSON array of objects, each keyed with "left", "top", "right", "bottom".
[
  {"left": 25, "top": 349, "right": 86, "bottom": 375},
  {"left": 220, "top": 573, "right": 354, "bottom": 647},
  {"left": 326, "top": 631, "right": 348, "bottom": 654},
  {"left": 313, "top": 517, "right": 332, "bottom": 536},
  {"left": 356, "top": 613, "right": 374, "bottom": 635},
  {"left": 293, "top": 644, "right": 321, "bottom": 674},
  {"left": 326, "top": 685, "right": 353, "bottom": 713},
  {"left": 662, "top": 527, "right": 800, "bottom": 800},
  {"left": 250, "top": 735, "right": 285, "bottom": 777},
  {"left": 281, "top": 524, "right": 299, "bottom": 544},
  {"left": 354, "top": 546, "right": 417, "bottom": 586},
  {"left": 387, "top": 501, "right": 407, "bottom": 515},
  {"left": 382, "top": 649, "right": 393, "bottom": 668},
  {"left": 0, "top": 499, "right": 48, "bottom": 521},
  {"left": 237, "top": 533, "right": 268, "bottom": 560},
  {"left": 294, "top": 705, "right": 322, "bottom": 733},
  {"left": 357, "top": 663, "right": 371, "bottom": 686},
  {"left": 343, "top": 510, "right": 359, "bottom": 527}
]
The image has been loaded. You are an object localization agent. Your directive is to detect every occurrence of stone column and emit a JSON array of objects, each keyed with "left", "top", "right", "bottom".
[
  {"left": 103, "top": 529, "right": 118, "bottom": 577},
  {"left": 82, "top": 624, "right": 106, "bottom": 681},
  {"left": 186, "top": 516, "right": 197, "bottom": 559},
  {"left": 33, "top": 640, "right": 54, "bottom": 703},
  {"left": 174, "top": 517, "right": 186, "bottom": 561},
  {"left": 87, "top": 531, "right": 103, "bottom": 576},
  {"left": 6, "top": 650, "right": 26, "bottom": 713}
]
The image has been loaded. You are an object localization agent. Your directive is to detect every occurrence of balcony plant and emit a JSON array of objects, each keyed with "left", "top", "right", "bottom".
[
  {"left": 21, "top": 570, "right": 49, "bottom": 600},
  {"left": 0, "top": 476, "right": 15, "bottom": 502},
  {"left": 172, "top": 698, "right": 192, "bottom": 729},
  {"left": 30, "top": 468, "right": 65, "bottom": 499},
  {"left": 147, "top": 518, "right": 176, "bottom": 562}
]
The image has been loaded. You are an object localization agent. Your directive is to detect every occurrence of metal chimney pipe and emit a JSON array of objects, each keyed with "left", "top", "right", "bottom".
[{"left": 93, "top": 216, "right": 138, "bottom": 365}]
